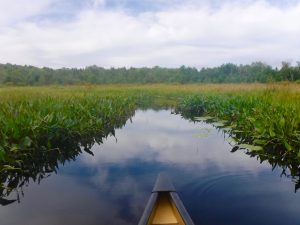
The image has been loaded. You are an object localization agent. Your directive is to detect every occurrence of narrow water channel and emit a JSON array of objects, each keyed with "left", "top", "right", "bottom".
[{"left": 1, "top": 109, "right": 299, "bottom": 225}]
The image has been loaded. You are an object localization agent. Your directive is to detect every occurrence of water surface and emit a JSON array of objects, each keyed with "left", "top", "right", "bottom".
[{"left": 1, "top": 109, "right": 299, "bottom": 225}]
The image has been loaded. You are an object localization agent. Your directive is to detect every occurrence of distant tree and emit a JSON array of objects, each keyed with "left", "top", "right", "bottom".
[
  {"left": 0, "top": 62, "right": 298, "bottom": 85},
  {"left": 280, "top": 61, "right": 292, "bottom": 81}
]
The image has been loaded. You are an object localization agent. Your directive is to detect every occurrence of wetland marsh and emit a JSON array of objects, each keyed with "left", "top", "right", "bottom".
[{"left": 0, "top": 84, "right": 299, "bottom": 225}]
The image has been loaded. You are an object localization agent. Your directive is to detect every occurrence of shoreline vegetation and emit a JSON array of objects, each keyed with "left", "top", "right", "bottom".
[
  {"left": 0, "top": 83, "right": 300, "bottom": 203},
  {"left": 1, "top": 62, "right": 300, "bottom": 85}
]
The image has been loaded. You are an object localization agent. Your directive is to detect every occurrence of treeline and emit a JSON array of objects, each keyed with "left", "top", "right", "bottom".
[{"left": 0, "top": 62, "right": 299, "bottom": 85}]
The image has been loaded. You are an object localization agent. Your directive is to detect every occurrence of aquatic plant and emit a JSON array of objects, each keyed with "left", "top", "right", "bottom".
[
  {"left": 0, "top": 83, "right": 300, "bottom": 204},
  {"left": 177, "top": 90, "right": 300, "bottom": 157},
  {"left": 0, "top": 89, "right": 140, "bottom": 204}
]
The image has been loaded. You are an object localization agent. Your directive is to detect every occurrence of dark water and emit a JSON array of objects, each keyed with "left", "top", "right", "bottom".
[{"left": 1, "top": 109, "right": 300, "bottom": 225}]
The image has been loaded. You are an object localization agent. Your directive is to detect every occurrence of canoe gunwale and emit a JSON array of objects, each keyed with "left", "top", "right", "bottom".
[
  {"left": 138, "top": 192, "right": 158, "bottom": 225},
  {"left": 138, "top": 173, "right": 195, "bottom": 225},
  {"left": 170, "top": 192, "right": 195, "bottom": 225}
]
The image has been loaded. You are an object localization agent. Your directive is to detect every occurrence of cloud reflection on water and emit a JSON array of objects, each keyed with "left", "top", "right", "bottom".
[
  {"left": 81, "top": 109, "right": 269, "bottom": 173},
  {"left": 1, "top": 109, "right": 300, "bottom": 225}
]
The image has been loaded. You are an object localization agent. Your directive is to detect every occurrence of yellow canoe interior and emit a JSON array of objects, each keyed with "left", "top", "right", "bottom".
[{"left": 147, "top": 193, "right": 185, "bottom": 225}]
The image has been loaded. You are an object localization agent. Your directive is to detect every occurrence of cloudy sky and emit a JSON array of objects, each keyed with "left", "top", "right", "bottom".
[{"left": 0, "top": 0, "right": 299, "bottom": 68}]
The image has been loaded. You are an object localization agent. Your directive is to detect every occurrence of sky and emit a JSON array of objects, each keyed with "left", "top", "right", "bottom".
[{"left": 0, "top": 0, "right": 299, "bottom": 68}]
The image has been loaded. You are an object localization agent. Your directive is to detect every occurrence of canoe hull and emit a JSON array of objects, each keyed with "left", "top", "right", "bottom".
[{"left": 138, "top": 173, "right": 195, "bottom": 225}]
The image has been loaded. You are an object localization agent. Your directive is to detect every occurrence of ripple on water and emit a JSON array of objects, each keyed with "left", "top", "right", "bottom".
[{"left": 187, "top": 170, "right": 254, "bottom": 196}]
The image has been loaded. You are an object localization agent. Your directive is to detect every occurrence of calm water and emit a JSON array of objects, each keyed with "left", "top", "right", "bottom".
[{"left": 1, "top": 109, "right": 300, "bottom": 225}]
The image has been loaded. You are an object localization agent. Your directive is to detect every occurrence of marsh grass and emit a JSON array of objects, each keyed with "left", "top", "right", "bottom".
[
  {"left": 173, "top": 83, "right": 300, "bottom": 157},
  {"left": 0, "top": 83, "right": 299, "bottom": 202},
  {"left": 1, "top": 83, "right": 299, "bottom": 156},
  {"left": 0, "top": 87, "right": 143, "bottom": 203}
]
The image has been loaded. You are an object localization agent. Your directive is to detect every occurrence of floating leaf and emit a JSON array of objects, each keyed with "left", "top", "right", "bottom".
[
  {"left": 211, "top": 122, "right": 225, "bottom": 127},
  {"left": 1, "top": 165, "right": 22, "bottom": 172},
  {"left": 226, "top": 137, "right": 237, "bottom": 143},
  {"left": 253, "top": 139, "right": 267, "bottom": 145},
  {"left": 194, "top": 116, "right": 213, "bottom": 121},
  {"left": 239, "top": 144, "right": 263, "bottom": 151},
  {"left": 250, "top": 146, "right": 264, "bottom": 151}
]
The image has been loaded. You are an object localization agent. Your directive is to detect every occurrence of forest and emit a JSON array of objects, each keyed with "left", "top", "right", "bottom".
[{"left": 0, "top": 61, "right": 299, "bottom": 85}]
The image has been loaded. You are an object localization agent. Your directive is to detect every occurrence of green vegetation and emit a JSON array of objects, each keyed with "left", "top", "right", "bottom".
[
  {"left": 1, "top": 84, "right": 299, "bottom": 156},
  {"left": 1, "top": 62, "right": 300, "bottom": 85},
  {"left": 178, "top": 91, "right": 300, "bottom": 154},
  {"left": 0, "top": 84, "right": 299, "bottom": 202},
  {"left": 0, "top": 87, "right": 144, "bottom": 204}
]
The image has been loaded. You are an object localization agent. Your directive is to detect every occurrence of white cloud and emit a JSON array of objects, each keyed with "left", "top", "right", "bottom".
[
  {"left": 0, "top": 0, "right": 53, "bottom": 26},
  {"left": 0, "top": 0, "right": 299, "bottom": 68}
]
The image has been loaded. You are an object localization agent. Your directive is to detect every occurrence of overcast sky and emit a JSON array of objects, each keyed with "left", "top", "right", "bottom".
[{"left": 0, "top": 0, "right": 299, "bottom": 68}]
